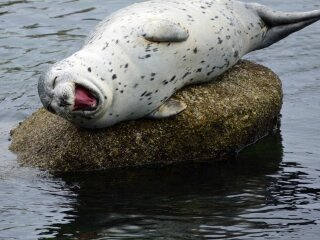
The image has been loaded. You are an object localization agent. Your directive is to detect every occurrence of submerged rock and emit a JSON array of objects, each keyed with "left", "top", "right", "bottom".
[{"left": 10, "top": 60, "right": 282, "bottom": 172}]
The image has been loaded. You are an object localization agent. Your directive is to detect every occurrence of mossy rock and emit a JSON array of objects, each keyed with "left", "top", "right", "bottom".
[{"left": 10, "top": 60, "right": 282, "bottom": 172}]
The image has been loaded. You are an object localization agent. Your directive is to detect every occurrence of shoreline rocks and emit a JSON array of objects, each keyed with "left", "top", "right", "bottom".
[{"left": 10, "top": 60, "right": 283, "bottom": 172}]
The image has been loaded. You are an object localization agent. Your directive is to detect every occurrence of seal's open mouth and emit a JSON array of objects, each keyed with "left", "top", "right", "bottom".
[{"left": 73, "top": 84, "right": 98, "bottom": 111}]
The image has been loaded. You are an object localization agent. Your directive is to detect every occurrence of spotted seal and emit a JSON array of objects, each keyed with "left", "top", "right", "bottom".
[{"left": 38, "top": 0, "right": 320, "bottom": 128}]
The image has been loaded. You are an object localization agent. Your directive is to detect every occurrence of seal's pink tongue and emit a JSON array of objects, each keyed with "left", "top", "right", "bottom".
[{"left": 73, "top": 85, "right": 97, "bottom": 111}]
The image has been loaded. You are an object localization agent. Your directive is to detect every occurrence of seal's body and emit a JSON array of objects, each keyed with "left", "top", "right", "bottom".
[{"left": 38, "top": 0, "right": 320, "bottom": 128}]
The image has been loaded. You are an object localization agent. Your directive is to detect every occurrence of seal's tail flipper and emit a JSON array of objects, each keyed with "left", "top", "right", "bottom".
[{"left": 248, "top": 3, "right": 320, "bottom": 50}]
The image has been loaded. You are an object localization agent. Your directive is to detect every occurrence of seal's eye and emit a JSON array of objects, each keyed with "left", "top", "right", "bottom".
[{"left": 52, "top": 76, "right": 58, "bottom": 89}]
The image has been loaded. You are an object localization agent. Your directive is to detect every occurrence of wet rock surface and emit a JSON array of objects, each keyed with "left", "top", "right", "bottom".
[{"left": 10, "top": 60, "right": 283, "bottom": 172}]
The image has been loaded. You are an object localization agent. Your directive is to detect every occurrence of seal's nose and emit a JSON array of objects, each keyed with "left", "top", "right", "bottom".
[
  {"left": 53, "top": 81, "right": 74, "bottom": 109},
  {"left": 59, "top": 97, "right": 72, "bottom": 107}
]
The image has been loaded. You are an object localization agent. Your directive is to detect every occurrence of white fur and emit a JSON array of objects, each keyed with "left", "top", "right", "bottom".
[{"left": 40, "top": 0, "right": 269, "bottom": 128}]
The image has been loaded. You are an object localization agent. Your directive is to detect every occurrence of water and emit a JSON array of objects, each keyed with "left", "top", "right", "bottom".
[{"left": 0, "top": 0, "right": 319, "bottom": 239}]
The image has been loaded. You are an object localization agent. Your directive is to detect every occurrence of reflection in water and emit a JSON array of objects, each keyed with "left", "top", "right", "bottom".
[
  {"left": 42, "top": 132, "right": 283, "bottom": 239},
  {"left": 37, "top": 131, "right": 318, "bottom": 240},
  {"left": 0, "top": 169, "right": 77, "bottom": 240}
]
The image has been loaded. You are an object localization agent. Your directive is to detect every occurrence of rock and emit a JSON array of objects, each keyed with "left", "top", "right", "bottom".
[{"left": 10, "top": 60, "right": 282, "bottom": 172}]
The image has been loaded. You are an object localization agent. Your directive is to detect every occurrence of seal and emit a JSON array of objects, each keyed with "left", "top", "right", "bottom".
[{"left": 38, "top": 0, "right": 320, "bottom": 128}]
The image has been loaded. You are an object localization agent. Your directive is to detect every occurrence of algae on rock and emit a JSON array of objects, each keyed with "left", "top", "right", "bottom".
[{"left": 10, "top": 60, "right": 283, "bottom": 172}]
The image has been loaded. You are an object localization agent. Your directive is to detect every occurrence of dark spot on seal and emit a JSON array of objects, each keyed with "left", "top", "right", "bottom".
[
  {"left": 182, "top": 72, "right": 191, "bottom": 79},
  {"left": 193, "top": 47, "right": 198, "bottom": 53},
  {"left": 125, "top": 63, "right": 129, "bottom": 68},
  {"left": 138, "top": 54, "right": 151, "bottom": 59},
  {"left": 141, "top": 91, "right": 147, "bottom": 97},
  {"left": 112, "top": 74, "right": 117, "bottom": 80},
  {"left": 207, "top": 66, "right": 217, "bottom": 76},
  {"left": 88, "top": 67, "right": 92, "bottom": 72},
  {"left": 52, "top": 76, "right": 58, "bottom": 88},
  {"left": 102, "top": 42, "right": 109, "bottom": 50},
  {"left": 170, "top": 75, "right": 176, "bottom": 82},
  {"left": 196, "top": 68, "right": 202, "bottom": 72},
  {"left": 234, "top": 51, "right": 239, "bottom": 58}
]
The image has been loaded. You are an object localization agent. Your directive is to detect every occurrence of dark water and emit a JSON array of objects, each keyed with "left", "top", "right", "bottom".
[{"left": 0, "top": 0, "right": 319, "bottom": 239}]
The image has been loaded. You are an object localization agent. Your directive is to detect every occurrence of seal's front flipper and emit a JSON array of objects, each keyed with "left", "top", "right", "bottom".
[
  {"left": 147, "top": 99, "right": 187, "bottom": 119},
  {"left": 248, "top": 3, "right": 320, "bottom": 50},
  {"left": 141, "top": 19, "right": 189, "bottom": 42}
]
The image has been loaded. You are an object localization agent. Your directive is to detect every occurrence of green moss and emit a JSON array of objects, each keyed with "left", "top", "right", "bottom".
[{"left": 10, "top": 60, "right": 283, "bottom": 172}]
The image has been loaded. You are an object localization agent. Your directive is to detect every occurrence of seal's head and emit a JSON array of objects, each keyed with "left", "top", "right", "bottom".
[{"left": 38, "top": 58, "right": 113, "bottom": 128}]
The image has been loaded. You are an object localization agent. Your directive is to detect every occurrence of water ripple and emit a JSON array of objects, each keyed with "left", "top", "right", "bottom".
[
  {"left": 52, "top": 7, "right": 96, "bottom": 19},
  {"left": 0, "top": 1, "right": 29, "bottom": 8}
]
